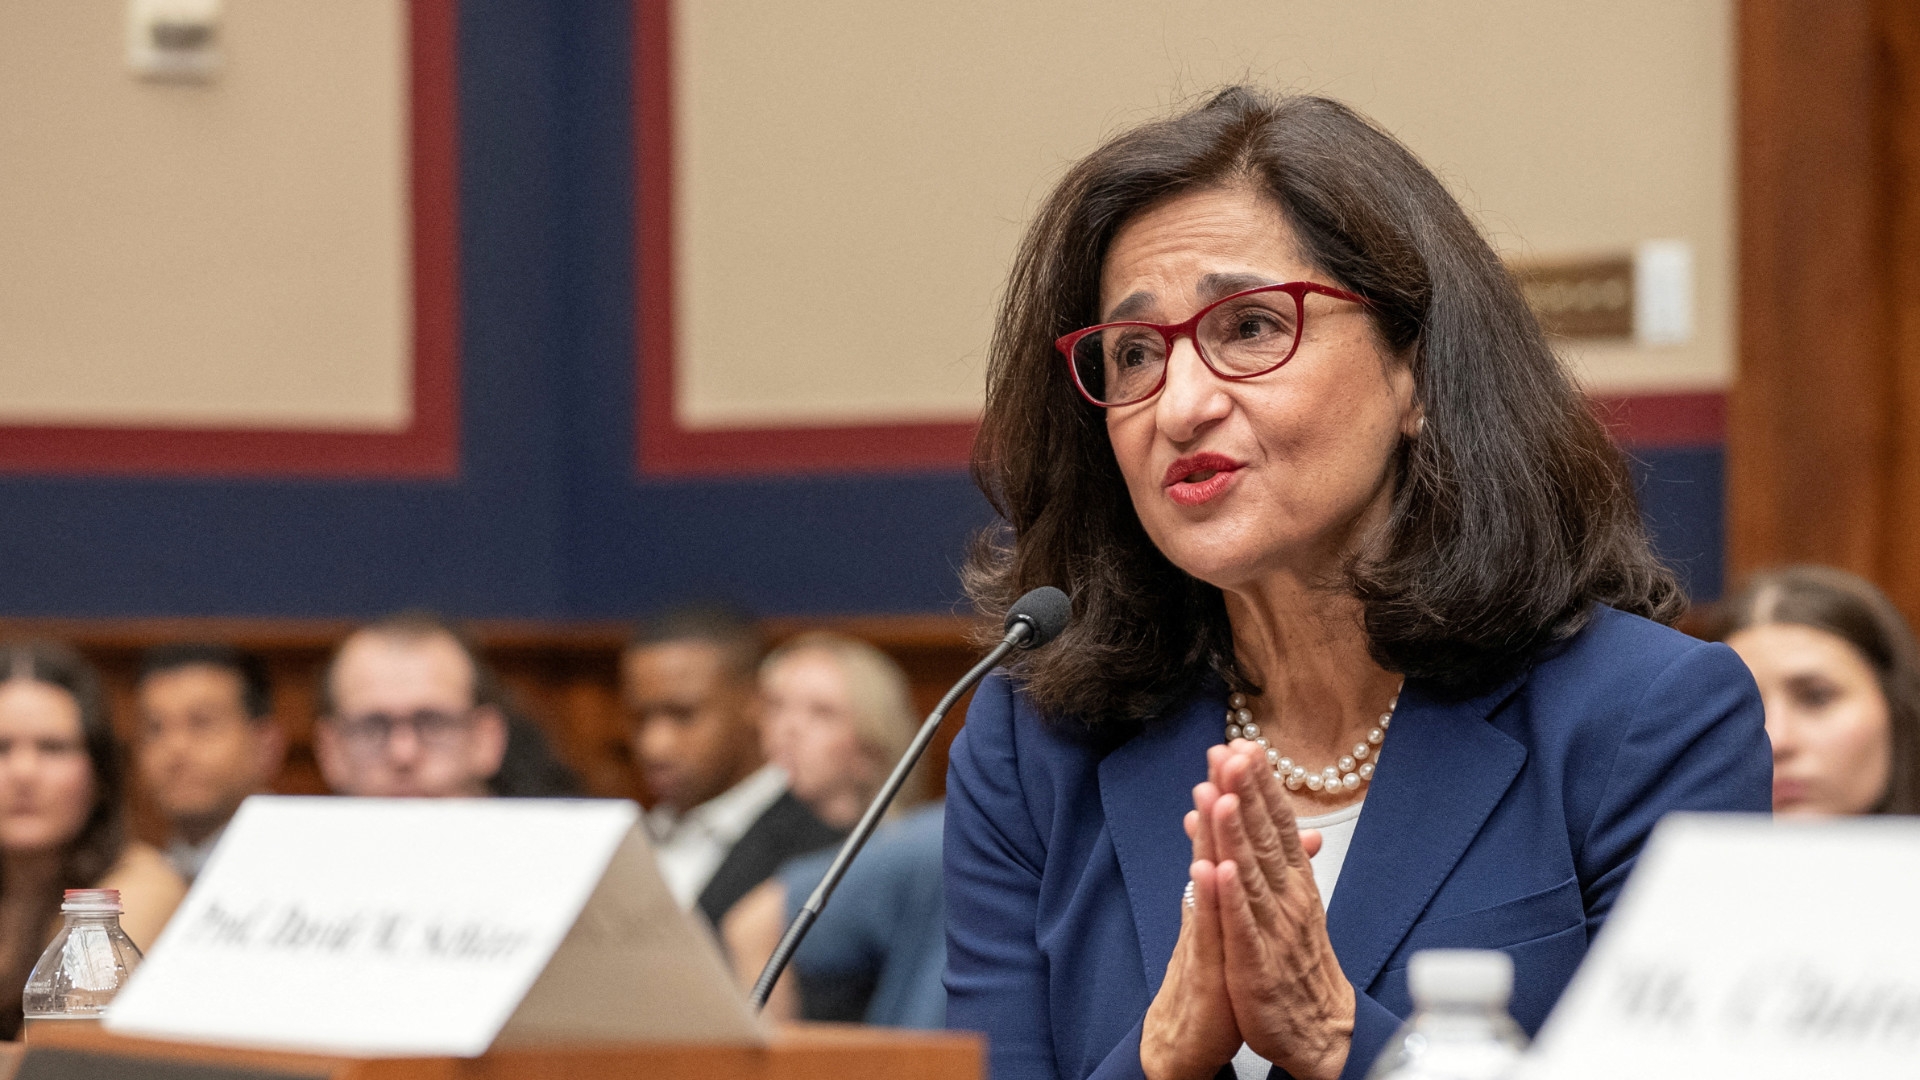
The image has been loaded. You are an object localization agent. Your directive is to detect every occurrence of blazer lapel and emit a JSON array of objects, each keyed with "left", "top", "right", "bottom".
[
  {"left": 1099, "top": 690, "right": 1225, "bottom": 994},
  {"left": 1325, "top": 674, "right": 1529, "bottom": 991}
]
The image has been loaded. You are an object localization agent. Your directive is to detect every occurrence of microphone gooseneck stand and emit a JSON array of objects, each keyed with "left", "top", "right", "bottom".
[{"left": 747, "top": 586, "right": 1070, "bottom": 1010}]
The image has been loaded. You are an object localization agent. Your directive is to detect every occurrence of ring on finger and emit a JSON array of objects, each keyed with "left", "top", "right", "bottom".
[{"left": 1182, "top": 879, "right": 1195, "bottom": 910}]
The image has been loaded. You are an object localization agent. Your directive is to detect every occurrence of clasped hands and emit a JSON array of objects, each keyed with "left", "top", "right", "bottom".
[{"left": 1141, "top": 739, "right": 1356, "bottom": 1080}]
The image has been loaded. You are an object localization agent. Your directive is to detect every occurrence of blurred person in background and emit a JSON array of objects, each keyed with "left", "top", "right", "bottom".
[
  {"left": 625, "top": 606, "right": 840, "bottom": 927},
  {"left": 487, "top": 703, "right": 586, "bottom": 799},
  {"left": 316, "top": 612, "right": 578, "bottom": 800},
  {"left": 0, "top": 641, "right": 186, "bottom": 1038},
  {"left": 723, "top": 632, "right": 948, "bottom": 1028},
  {"left": 1704, "top": 565, "right": 1920, "bottom": 815},
  {"left": 758, "top": 632, "right": 921, "bottom": 830},
  {"left": 135, "top": 644, "right": 286, "bottom": 882}
]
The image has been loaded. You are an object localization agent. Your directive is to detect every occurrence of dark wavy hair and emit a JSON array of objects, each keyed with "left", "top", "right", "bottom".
[
  {"left": 966, "top": 88, "right": 1681, "bottom": 725},
  {"left": 0, "top": 640, "right": 130, "bottom": 1038},
  {"left": 0, "top": 640, "right": 128, "bottom": 887},
  {"left": 137, "top": 642, "right": 274, "bottom": 720},
  {"left": 1700, "top": 566, "right": 1920, "bottom": 814}
]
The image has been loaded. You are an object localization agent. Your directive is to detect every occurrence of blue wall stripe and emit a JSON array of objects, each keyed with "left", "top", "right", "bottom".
[{"left": 1629, "top": 448, "right": 1726, "bottom": 603}]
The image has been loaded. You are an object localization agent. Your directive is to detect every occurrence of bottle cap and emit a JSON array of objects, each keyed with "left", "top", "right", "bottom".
[
  {"left": 1408, "top": 949, "right": 1513, "bottom": 1007},
  {"left": 60, "top": 888, "right": 122, "bottom": 914}
]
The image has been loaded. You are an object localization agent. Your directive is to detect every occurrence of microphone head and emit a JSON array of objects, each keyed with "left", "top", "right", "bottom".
[{"left": 1004, "top": 586, "right": 1072, "bottom": 649}]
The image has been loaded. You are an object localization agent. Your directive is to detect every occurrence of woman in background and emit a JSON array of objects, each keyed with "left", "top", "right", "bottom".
[
  {"left": 724, "top": 632, "right": 947, "bottom": 1028},
  {"left": 757, "top": 632, "right": 920, "bottom": 830},
  {"left": 1704, "top": 565, "right": 1920, "bottom": 815},
  {"left": 0, "top": 640, "right": 186, "bottom": 1038}
]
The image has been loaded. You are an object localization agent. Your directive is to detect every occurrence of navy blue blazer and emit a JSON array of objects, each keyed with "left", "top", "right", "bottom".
[{"left": 944, "top": 605, "right": 1771, "bottom": 1080}]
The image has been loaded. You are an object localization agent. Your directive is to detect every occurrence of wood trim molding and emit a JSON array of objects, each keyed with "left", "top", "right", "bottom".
[
  {"left": 0, "top": 612, "right": 983, "bottom": 654},
  {"left": 1729, "top": 0, "right": 1894, "bottom": 584},
  {"left": 1878, "top": 0, "right": 1920, "bottom": 613}
]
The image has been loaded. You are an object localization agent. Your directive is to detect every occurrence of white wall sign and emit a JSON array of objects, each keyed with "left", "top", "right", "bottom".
[
  {"left": 106, "top": 797, "right": 766, "bottom": 1056},
  {"left": 1525, "top": 814, "right": 1920, "bottom": 1079},
  {"left": 1633, "top": 239, "right": 1694, "bottom": 347}
]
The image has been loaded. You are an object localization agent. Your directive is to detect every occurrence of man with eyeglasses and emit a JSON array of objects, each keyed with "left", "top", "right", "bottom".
[
  {"left": 625, "top": 606, "right": 842, "bottom": 928},
  {"left": 314, "top": 613, "right": 510, "bottom": 799}
]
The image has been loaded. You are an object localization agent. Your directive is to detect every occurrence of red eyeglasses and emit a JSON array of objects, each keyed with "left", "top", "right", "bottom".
[{"left": 1055, "top": 281, "right": 1368, "bottom": 407}]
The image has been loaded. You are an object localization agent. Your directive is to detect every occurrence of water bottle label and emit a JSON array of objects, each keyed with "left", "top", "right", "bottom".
[{"left": 61, "top": 928, "right": 119, "bottom": 992}]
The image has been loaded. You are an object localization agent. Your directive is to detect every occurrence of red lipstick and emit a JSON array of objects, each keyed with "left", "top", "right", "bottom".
[{"left": 1162, "top": 452, "right": 1243, "bottom": 507}]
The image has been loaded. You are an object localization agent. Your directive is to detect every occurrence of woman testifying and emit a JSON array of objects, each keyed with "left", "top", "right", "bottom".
[{"left": 944, "top": 89, "right": 1771, "bottom": 1080}]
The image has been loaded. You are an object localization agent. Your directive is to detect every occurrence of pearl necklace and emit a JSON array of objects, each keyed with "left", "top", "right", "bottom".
[{"left": 1223, "top": 686, "right": 1401, "bottom": 795}]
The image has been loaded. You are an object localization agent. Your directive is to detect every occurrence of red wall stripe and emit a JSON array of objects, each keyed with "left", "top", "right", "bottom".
[{"left": 1592, "top": 390, "right": 1726, "bottom": 450}]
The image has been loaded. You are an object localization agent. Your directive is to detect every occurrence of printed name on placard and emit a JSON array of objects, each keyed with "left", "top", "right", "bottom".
[{"left": 183, "top": 900, "right": 535, "bottom": 963}]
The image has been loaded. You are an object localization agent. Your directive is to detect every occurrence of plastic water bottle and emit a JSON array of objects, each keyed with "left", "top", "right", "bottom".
[
  {"left": 22, "top": 889, "right": 144, "bottom": 1025},
  {"left": 1366, "top": 949, "right": 1528, "bottom": 1080}
]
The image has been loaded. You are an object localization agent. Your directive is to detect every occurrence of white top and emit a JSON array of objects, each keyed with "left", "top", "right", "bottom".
[
  {"left": 1409, "top": 949, "right": 1513, "bottom": 1007},
  {"left": 1297, "top": 801, "right": 1365, "bottom": 907},
  {"left": 1232, "top": 799, "right": 1365, "bottom": 1080},
  {"left": 644, "top": 764, "right": 789, "bottom": 907}
]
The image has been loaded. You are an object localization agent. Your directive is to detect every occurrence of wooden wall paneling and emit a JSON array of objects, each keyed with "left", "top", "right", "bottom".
[
  {"left": 482, "top": 629, "right": 646, "bottom": 803},
  {"left": 1730, "top": 0, "right": 1893, "bottom": 587},
  {"left": 1878, "top": 0, "right": 1920, "bottom": 618},
  {"left": 0, "top": 616, "right": 983, "bottom": 847}
]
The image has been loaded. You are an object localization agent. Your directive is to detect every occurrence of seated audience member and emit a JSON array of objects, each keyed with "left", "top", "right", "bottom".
[
  {"left": 0, "top": 641, "right": 186, "bottom": 1038},
  {"left": 624, "top": 607, "right": 840, "bottom": 927},
  {"left": 759, "top": 632, "right": 921, "bottom": 830},
  {"left": 317, "top": 612, "right": 578, "bottom": 799},
  {"left": 489, "top": 705, "right": 586, "bottom": 798},
  {"left": 1705, "top": 565, "right": 1920, "bottom": 814},
  {"left": 135, "top": 644, "right": 287, "bottom": 882},
  {"left": 723, "top": 633, "right": 946, "bottom": 1027}
]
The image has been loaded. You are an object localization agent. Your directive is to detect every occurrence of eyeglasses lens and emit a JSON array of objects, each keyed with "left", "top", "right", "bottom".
[
  {"left": 1072, "top": 293, "right": 1301, "bottom": 406},
  {"left": 1200, "top": 293, "right": 1300, "bottom": 375},
  {"left": 339, "top": 711, "right": 471, "bottom": 755},
  {"left": 1073, "top": 327, "right": 1165, "bottom": 406}
]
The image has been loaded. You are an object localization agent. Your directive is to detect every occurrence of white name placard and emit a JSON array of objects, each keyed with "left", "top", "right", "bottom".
[
  {"left": 1526, "top": 814, "right": 1920, "bottom": 1079},
  {"left": 106, "top": 796, "right": 766, "bottom": 1056}
]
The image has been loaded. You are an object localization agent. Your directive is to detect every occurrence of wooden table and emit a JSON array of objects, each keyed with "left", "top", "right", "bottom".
[{"left": 5, "top": 1022, "right": 982, "bottom": 1080}]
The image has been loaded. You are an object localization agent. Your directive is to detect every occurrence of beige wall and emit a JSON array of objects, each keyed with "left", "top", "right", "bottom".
[
  {"left": 1, "top": 2, "right": 1728, "bottom": 434},
  {"left": 0, "top": 0, "right": 410, "bottom": 430},
  {"left": 675, "top": 0, "right": 1732, "bottom": 430}
]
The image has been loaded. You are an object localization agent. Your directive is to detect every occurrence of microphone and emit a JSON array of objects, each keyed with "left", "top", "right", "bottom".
[
  {"left": 748, "top": 586, "right": 1072, "bottom": 1009},
  {"left": 1001, "top": 585, "right": 1071, "bottom": 650}
]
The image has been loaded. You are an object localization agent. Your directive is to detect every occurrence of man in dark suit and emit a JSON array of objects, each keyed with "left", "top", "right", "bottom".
[{"left": 624, "top": 606, "right": 842, "bottom": 927}]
